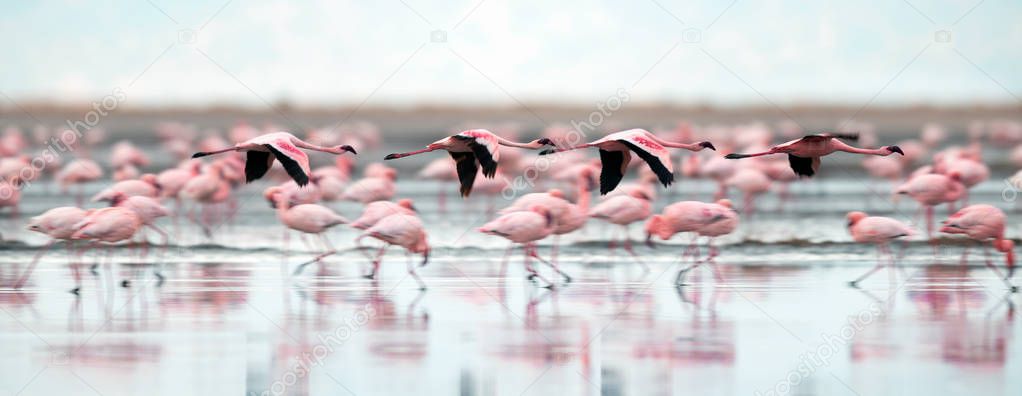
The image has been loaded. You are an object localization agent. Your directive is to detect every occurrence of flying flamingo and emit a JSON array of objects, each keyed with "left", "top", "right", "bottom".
[
  {"left": 845, "top": 212, "right": 914, "bottom": 287},
  {"left": 540, "top": 128, "right": 715, "bottom": 194},
  {"left": 940, "top": 204, "right": 1017, "bottom": 292},
  {"left": 264, "top": 187, "right": 349, "bottom": 276},
  {"left": 191, "top": 131, "right": 357, "bottom": 187},
  {"left": 588, "top": 189, "right": 653, "bottom": 269},
  {"left": 478, "top": 205, "right": 568, "bottom": 287},
  {"left": 16, "top": 207, "right": 90, "bottom": 291},
  {"left": 725, "top": 133, "right": 903, "bottom": 177},
  {"left": 384, "top": 129, "right": 553, "bottom": 197},
  {"left": 355, "top": 212, "right": 431, "bottom": 290}
]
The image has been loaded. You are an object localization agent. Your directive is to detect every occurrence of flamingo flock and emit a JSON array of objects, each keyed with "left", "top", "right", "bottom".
[{"left": 1, "top": 121, "right": 1019, "bottom": 295}]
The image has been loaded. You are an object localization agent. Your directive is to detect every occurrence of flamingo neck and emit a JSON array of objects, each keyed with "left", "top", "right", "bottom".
[
  {"left": 646, "top": 133, "right": 701, "bottom": 151},
  {"left": 576, "top": 177, "right": 591, "bottom": 212},
  {"left": 293, "top": 139, "right": 336, "bottom": 154},
  {"left": 497, "top": 137, "right": 540, "bottom": 149}
]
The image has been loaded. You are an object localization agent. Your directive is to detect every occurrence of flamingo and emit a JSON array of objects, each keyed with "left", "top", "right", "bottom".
[
  {"left": 644, "top": 199, "right": 738, "bottom": 283},
  {"left": 478, "top": 205, "right": 567, "bottom": 287},
  {"left": 588, "top": 189, "right": 653, "bottom": 268},
  {"left": 350, "top": 199, "right": 416, "bottom": 230},
  {"left": 418, "top": 157, "right": 458, "bottom": 212},
  {"left": 17, "top": 207, "right": 90, "bottom": 291},
  {"left": 56, "top": 159, "right": 104, "bottom": 203},
  {"left": 384, "top": 129, "right": 553, "bottom": 197},
  {"left": 725, "top": 133, "right": 903, "bottom": 177},
  {"left": 341, "top": 169, "right": 396, "bottom": 204},
  {"left": 92, "top": 174, "right": 161, "bottom": 201},
  {"left": 191, "top": 131, "right": 356, "bottom": 187},
  {"left": 724, "top": 168, "right": 771, "bottom": 217},
  {"left": 266, "top": 186, "right": 349, "bottom": 276},
  {"left": 70, "top": 206, "right": 144, "bottom": 289},
  {"left": 0, "top": 176, "right": 22, "bottom": 216},
  {"left": 540, "top": 128, "right": 715, "bottom": 194},
  {"left": 355, "top": 212, "right": 431, "bottom": 290},
  {"left": 940, "top": 204, "right": 1017, "bottom": 292},
  {"left": 845, "top": 212, "right": 914, "bottom": 287},
  {"left": 895, "top": 172, "right": 965, "bottom": 239}
]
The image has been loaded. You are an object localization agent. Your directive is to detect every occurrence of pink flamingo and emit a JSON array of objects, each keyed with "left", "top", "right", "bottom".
[
  {"left": 17, "top": 207, "right": 90, "bottom": 291},
  {"left": 0, "top": 176, "right": 22, "bottom": 216},
  {"left": 355, "top": 212, "right": 431, "bottom": 289},
  {"left": 350, "top": 199, "right": 416, "bottom": 230},
  {"left": 644, "top": 199, "right": 738, "bottom": 283},
  {"left": 418, "top": 158, "right": 458, "bottom": 212},
  {"left": 265, "top": 187, "right": 348, "bottom": 276},
  {"left": 92, "top": 174, "right": 161, "bottom": 201},
  {"left": 940, "top": 204, "right": 1016, "bottom": 292},
  {"left": 70, "top": 206, "right": 144, "bottom": 288},
  {"left": 724, "top": 168, "right": 771, "bottom": 217},
  {"left": 191, "top": 131, "right": 356, "bottom": 187},
  {"left": 725, "top": 133, "right": 903, "bottom": 177},
  {"left": 179, "top": 163, "right": 232, "bottom": 236},
  {"left": 540, "top": 128, "right": 714, "bottom": 194},
  {"left": 56, "top": 159, "right": 104, "bottom": 203},
  {"left": 478, "top": 205, "right": 567, "bottom": 287},
  {"left": 845, "top": 211, "right": 914, "bottom": 287},
  {"left": 895, "top": 172, "right": 965, "bottom": 239},
  {"left": 589, "top": 189, "right": 653, "bottom": 269},
  {"left": 110, "top": 141, "right": 150, "bottom": 169},
  {"left": 385, "top": 129, "right": 553, "bottom": 197},
  {"left": 341, "top": 169, "right": 396, "bottom": 204}
]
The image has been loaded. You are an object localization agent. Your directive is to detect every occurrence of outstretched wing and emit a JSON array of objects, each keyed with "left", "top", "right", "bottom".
[
  {"left": 245, "top": 151, "right": 274, "bottom": 183},
  {"left": 787, "top": 154, "right": 816, "bottom": 178},
  {"left": 802, "top": 133, "right": 859, "bottom": 142},
  {"left": 452, "top": 134, "right": 497, "bottom": 178},
  {"left": 620, "top": 140, "right": 674, "bottom": 188},
  {"left": 266, "top": 144, "right": 310, "bottom": 186},
  {"left": 598, "top": 149, "right": 630, "bottom": 195},
  {"left": 450, "top": 151, "right": 479, "bottom": 197}
]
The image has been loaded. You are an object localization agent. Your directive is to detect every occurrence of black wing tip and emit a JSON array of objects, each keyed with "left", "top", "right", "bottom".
[{"left": 539, "top": 149, "right": 556, "bottom": 155}]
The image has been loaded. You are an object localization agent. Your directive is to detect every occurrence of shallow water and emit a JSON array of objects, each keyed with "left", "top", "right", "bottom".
[{"left": 1, "top": 147, "right": 1021, "bottom": 395}]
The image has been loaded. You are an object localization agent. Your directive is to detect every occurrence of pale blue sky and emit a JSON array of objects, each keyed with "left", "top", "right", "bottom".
[{"left": 1, "top": 0, "right": 1019, "bottom": 107}]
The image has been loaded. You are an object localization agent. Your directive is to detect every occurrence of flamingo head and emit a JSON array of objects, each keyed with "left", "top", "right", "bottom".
[
  {"left": 628, "top": 189, "right": 652, "bottom": 201},
  {"left": 141, "top": 173, "right": 162, "bottom": 192},
  {"left": 547, "top": 189, "right": 565, "bottom": 199},
  {"left": 263, "top": 186, "right": 286, "bottom": 208},
  {"left": 644, "top": 215, "right": 669, "bottom": 247},
  {"left": 715, "top": 199, "right": 733, "bottom": 209},
  {"left": 331, "top": 145, "right": 357, "bottom": 155},
  {"left": 995, "top": 239, "right": 1015, "bottom": 276},
  {"left": 846, "top": 211, "right": 868, "bottom": 228},
  {"left": 529, "top": 205, "right": 554, "bottom": 227},
  {"left": 397, "top": 198, "right": 417, "bottom": 212},
  {"left": 886, "top": 145, "right": 904, "bottom": 156}
]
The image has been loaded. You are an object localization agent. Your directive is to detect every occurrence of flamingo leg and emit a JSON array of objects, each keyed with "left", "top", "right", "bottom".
[
  {"left": 364, "top": 245, "right": 387, "bottom": 279},
  {"left": 982, "top": 245, "right": 1017, "bottom": 291},
  {"left": 14, "top": 239, "right": 56, "bottom": 289},
  {"left": 522, "top": 245, "right": 554, "bottom": 288},
  {"left": 621, "top": 226, "right": 649, "bottom": 272},
  {"left": 528, "top": 244, "right": 572, "bottom": 283},
  {"left": 405, "top": 251, "right": 427, "bottom": 290},
  {"left": 498, "top": 242, "right": 514, "bottom": 277},
  {"left": 850, "top": 244, "right": 887, "bottom": 287}
]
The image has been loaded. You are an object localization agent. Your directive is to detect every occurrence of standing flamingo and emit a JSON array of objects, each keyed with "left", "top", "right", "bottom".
[
  {"left": 725, "top": 133, "right": 903, "bottom": 177},
  {"left": 895, "top": 172, "right": 965, "bottom": 239},
  {"left": 478, "top": 205, "right": 567, "bottom": 287},
  {"left": 350, "top": 199, "right": 416, "bottom": 230},
  {"left": 644, "top": 199, "right": 738, "bottom": 284},
  {"left": 540, "top": 128, "right": 715, "bottom": 194},
  {"left": 940, "top": 204, "right": 1016, "bottom": 292},
  {"left": 265, "top": 187, "right": 348, "bottom": 275},
  {"left": 355, "top": 212, "right": 430, "bottom": 290},
  {"left": 70, "top": 206, "right": 144, "bottom": 290},
  {"left": 588, "top": 189, "right": 653, "bottom": 268},
  {"left": 16, "top": 207, "right": 90, "bottom": 291},
  {"left": 191, "top": 131, "right": 356, "bottom": 187},
  {"left": 384, "top": 129, "right": 553, "bottom": 197},
  {"left": 845, "top": 212, "right": 914, "bottom": 287}
]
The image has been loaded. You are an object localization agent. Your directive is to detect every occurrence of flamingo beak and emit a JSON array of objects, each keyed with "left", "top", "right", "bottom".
[
  {"left": 342, "top": 145, "right": 357, "bottom": 155},
  {"left": 420, "top": 249, "right": 430, "bottom": 267},
  {"left": 384, "top": 153, "right": 400, "bottom": 160},
  {"left": 700, "top": 141, "right": 716, "bottom": 151},
  {"left": 889, "top": 145, "right": 904, "bottom": 155}
]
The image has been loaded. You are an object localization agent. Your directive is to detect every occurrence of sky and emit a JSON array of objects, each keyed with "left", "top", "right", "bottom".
[{"left": 1, "top": 0, "right": 1020, "bottom": 107}]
